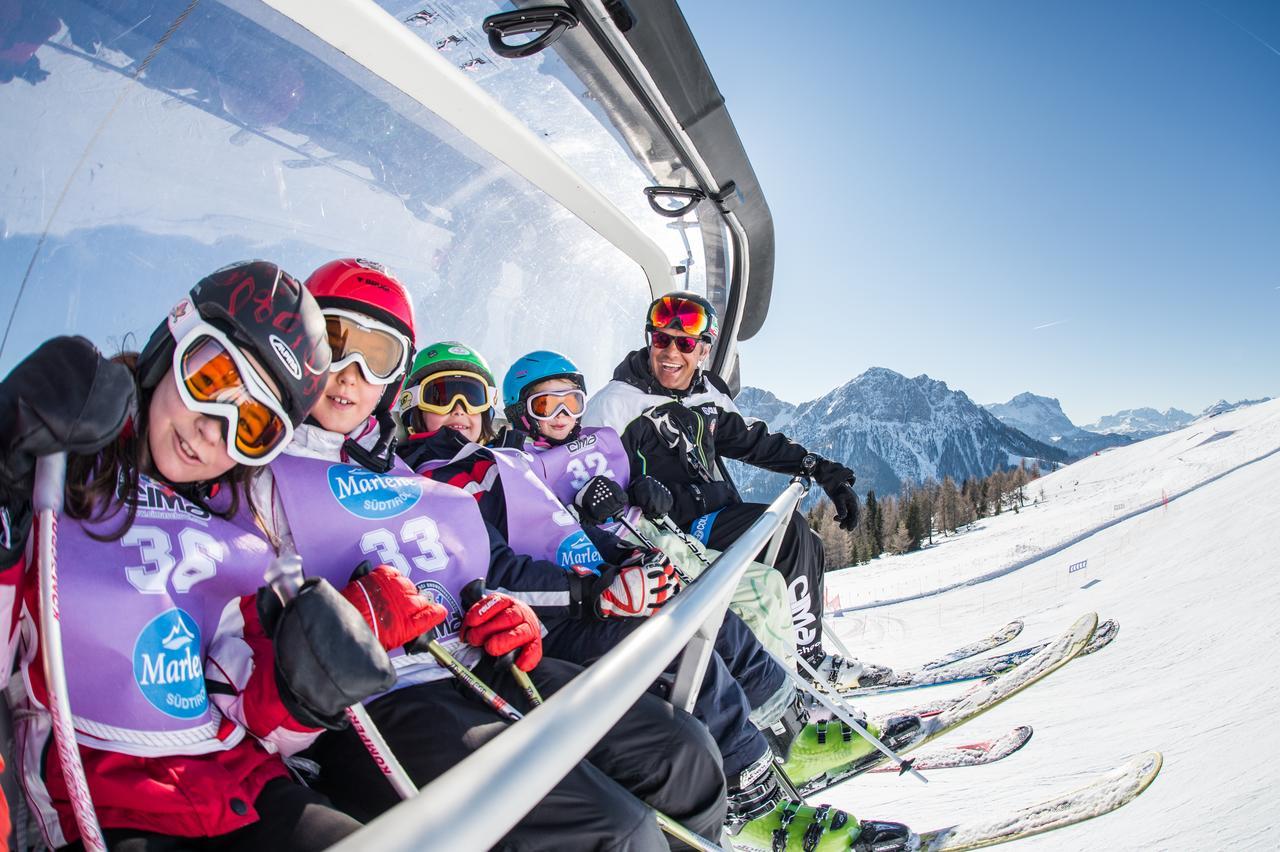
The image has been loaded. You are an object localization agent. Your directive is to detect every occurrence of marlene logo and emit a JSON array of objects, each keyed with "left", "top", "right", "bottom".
[
  {"left": 133, "top": 609, "right": 207, "bottom": 720},
  {"left": 555, "top": 531, "right": 604, "bottom": 576},
  {"left": 327, "top": 464, "right": 423, "bottom": 520}
]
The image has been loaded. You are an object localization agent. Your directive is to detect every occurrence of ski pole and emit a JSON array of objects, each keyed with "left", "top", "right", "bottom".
[
  {"left": 771, "top": 648, "right": 928, "bottom": 784},
  {"left": 34, "top": 453, "right": 107, "bottom": 852},
  {"left": 424, "top": 640, "right": 724, "bottom": 851},
  {"left": 657, "top": 516, "right": 714, "bottom": 570},
  {"left": 265, "top": 555, "right": 419, "bottom": 800},
  {"left": 457, "top": 580, "right": 545, "bottom": 709},
  {"left": 614, "top": 513, "right": 695, "bottom": 586}
]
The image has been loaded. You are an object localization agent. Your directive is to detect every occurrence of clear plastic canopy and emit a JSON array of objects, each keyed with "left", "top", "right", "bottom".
[{"left": 0, "top": 0, "right": 689, "bottom": 392}]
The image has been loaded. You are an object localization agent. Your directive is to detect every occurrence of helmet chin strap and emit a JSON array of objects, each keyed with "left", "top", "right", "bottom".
[{"left": 342, "top": 407, "right": 398, "bottom": 473}]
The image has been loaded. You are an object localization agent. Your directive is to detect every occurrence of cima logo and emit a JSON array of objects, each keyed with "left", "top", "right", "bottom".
[{"left": 132, "top": 609, "right": 207, "bottom": 720}]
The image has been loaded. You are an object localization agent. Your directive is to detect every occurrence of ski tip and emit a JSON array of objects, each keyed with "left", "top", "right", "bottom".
[{"left": 1134, "top": 750, "right": 1164, "bottom": 786}]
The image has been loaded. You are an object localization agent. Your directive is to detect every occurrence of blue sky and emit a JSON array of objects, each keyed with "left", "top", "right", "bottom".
[{"left": 681, "top": 1, "right": 1279, "bottom": 424}]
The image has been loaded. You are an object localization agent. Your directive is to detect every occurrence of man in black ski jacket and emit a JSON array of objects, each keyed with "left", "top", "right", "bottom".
[{"left": 583, "top": 292, "right": 861, "bottom": 669}]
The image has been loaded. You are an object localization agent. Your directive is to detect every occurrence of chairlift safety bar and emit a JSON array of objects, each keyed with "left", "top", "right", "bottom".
[{"left": 329, "top": 480, "right": 808, "bottom": 852}]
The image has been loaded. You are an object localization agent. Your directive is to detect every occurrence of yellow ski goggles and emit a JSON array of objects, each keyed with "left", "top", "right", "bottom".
[{"left": 398, "top": 371, "right": 496, "bottom": 416}]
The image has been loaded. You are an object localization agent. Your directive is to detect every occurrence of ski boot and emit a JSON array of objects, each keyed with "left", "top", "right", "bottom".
[
  {"left": 762, "top": 690, "right": 889, "bottom": 786},
  {"left": 804, "top": 650, "right": 895, "bottom": 691},
  {"left": 726, "top": 754, "right": 912, "bottom": 851},
  {"left": 780, "top": 715, "right": 921, "bottom": 785}
]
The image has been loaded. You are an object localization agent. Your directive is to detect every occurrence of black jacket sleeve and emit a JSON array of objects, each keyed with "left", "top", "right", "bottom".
[
  {"left": 581, "top": 523, "right": 633, "bottom": 565},
  {"left": 711, "top": 408, "right": 814, "bottom": 475},
  {"left": 615, "top": 409, "right": 736, "bottom": 526}
]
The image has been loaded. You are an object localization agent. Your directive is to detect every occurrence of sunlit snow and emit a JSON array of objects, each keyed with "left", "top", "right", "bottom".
[{"left": 815, "top": 398, "right": 1280, "bottom": 849}]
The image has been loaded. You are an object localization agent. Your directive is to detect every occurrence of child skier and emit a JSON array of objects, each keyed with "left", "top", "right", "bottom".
[
  {"left": 499, "top": 349, "right": 797, "bottom": 664},
  {"left": 249, "top": 259, "right": 728, "bottom": 847},
  {"left": 400, "top": 341, "right": 914, "bottom": 851},
  {"left": 0, "top": 261, "right": 392, "bottom": 850}
]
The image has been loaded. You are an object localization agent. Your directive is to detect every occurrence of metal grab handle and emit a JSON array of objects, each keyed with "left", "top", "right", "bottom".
[
  {"left": 35, "top": 453, "right": 108, "bottom": 851},
  {"left": 483, "top": 7, "right": 579, "bottom": 58}
]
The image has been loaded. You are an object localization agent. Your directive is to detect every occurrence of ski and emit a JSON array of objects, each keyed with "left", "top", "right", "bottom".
[
  {"left": 798, "top": 613, "right": 1097, "bottom": 795},
  {"left": 912, "top": 750, "right": 1163, "bottom": 850},
  {"left": 866, "top": 726, "right": 1032, "bottom": 774},
  {"left": 920, "top": 620, "right": 1024, "bottom": 670},
  {"left": 840, "top": 618, "right": 1119, "bottom": 698},
  {"left": 897, "top": 620, "right": 1120, "bottom": 719}
]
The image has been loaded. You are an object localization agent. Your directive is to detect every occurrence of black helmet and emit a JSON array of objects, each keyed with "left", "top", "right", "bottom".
[{"left": 138, "top": 260, "right": 330, "bottom": 427}]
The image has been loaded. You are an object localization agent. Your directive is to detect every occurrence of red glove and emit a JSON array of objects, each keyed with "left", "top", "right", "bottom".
[
  {"left": 461, "top": 593, "right": 543, "bottom": 672},
  {"left": 597, "top": 549, "right": 681, "bottom": 618},
  {"left": 340, "top": 565, "right": 447, "bottom": 651}
]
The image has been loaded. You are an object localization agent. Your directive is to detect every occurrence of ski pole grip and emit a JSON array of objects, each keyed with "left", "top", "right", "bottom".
[
  {"left": 33, "top": 453, "right": 67, "bottom": 514},
  {"left": 265, "top": 554, "right": 305, "bottom": 603}
]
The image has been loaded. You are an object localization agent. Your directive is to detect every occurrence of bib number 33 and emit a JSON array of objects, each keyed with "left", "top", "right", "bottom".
[{"left": 359, "top": 516, "right": 449, "bottom": 576}]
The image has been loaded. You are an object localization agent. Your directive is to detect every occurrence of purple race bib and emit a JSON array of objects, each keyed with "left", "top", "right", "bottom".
[
  {"left": 53, "top": 475, "right": 273, "bottom": 753},
  {"left": 269, "top": 452, "right": 489, "bottom": 686},
  {"left": 529, "top": 427, "right": 631, "bottom": 507}
]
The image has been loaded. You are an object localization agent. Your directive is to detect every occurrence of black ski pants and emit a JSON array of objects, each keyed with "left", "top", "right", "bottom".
[
  {"left": 61, "top": 778, "right": 360, "bottom": 852},
  {"left": 542, "top": 611, "right": 785, "bottom": 781},
  {"left": 691, "top": 503, "right": 826, "bottom": 660},
  {"left": 308, "top": 657, "right": 726, "bottom": 851}
]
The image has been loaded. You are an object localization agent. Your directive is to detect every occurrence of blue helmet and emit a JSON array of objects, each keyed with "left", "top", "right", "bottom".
[{"left": 502, "top": 350, "right": 585, "bottom": 430}]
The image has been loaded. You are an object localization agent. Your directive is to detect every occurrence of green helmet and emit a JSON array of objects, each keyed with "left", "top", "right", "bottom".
[
  {"left": 398, "top": 340, "right": 496, "bottom": 419},
  {"left": 405, "top": 340, "right": 495, "bottom": 385}
]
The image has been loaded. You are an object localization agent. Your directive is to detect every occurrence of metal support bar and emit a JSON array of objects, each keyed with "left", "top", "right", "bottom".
[
  {"left": 669, "top": 483, "right": 807, "bottom": 713},
  {"left": 329, "top": 482, "right": 806, "bottom": 852}
]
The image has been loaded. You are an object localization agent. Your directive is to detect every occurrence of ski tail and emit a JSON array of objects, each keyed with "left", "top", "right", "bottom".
[
  {"left": 920, "top": 620, "right": 1025, "bottom": 670},
  {"left": 915, "top": 751, "right": 1163, "bottom": 850},
  {"left": 867, "top": 726, "right": 1033, "bottom": 773}
]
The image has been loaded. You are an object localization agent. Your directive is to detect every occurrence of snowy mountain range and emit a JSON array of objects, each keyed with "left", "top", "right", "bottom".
[
  {"left": 1080, "top": 407, "right": 1195, "bottom": 440},
  {"left": 729, "top": 368, "right": 1068, "bottom": 502},
  {"left": 982, "top": 393, "right": 1133, "bottom": 457},
  {"left": 1076, "top": 397, "right": 1272, "bottom": 440}
]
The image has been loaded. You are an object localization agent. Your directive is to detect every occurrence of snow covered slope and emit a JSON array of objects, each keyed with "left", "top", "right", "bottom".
[{"left": 816, "top": 398, "right": 1280, "bottom": 849}]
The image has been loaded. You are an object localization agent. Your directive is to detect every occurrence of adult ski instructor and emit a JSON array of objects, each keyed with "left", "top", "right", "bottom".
[{"left": 583, "top": 291, "right": 867, "bottom": 683}]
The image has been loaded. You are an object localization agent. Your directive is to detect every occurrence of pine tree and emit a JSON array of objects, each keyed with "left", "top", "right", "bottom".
[
  {"left": 904, "top": 500, "right": 924, "bottom": 551},
  {"left": 864, "top": 491, "right": 882, "bottom": 557},
  {"left": 888, "top": 520, "right": 911, "bottom": 554}
]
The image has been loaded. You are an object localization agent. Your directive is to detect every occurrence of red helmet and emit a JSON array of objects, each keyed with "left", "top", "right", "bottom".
[{"left": 304, "top": 258, "right": 416, "bottom": 342}]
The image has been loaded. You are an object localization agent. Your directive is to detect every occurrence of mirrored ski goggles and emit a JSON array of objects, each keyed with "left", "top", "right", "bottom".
[
  {"left": 168, "top": 303, "right": 293, "bottom": 465},
  {"left": 398, "top": 371, "right": 495, "bottom": 416},
  {"left": 526, "top": 388, "right": 586, "bottom": 421},
  {"left": 323, "top": 309, "right": 411, "bottom": 385},
  {"left": 649, "top": 330, "right": 700, "bottom": 354},
  {"left": 647, "top": 295, "right": 711, "bottom": 339}
]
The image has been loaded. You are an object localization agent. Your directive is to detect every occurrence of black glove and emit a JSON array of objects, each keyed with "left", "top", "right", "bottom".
[
  {"left": 0, "top": 336, "right": 136, "bottom": 502},
  {"left": 575, "top": 475, "right": 626, "bottom": 526},
  {"left": 812, "top": 456, "right": 859, "bottom": 532},
  {"left": 257, "top": 578, "right": 397, "bottom": 730},
  {"left": 628, "top": 476, "right": 673, "bottom": 520}
]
